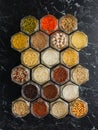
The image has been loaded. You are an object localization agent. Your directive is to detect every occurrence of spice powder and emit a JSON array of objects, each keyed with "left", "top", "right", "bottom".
[
  {"left": 31, "top": 31, "right": 48, "bottom": 51},
  {"left": 42, "top": 84, "right": 58, "bottom": 101},
  {"left": 53, "top": 66, "right": 68, "bottom": 84},
  {"left": 31, "top": 99, "right": 49, "bottom": 118}
]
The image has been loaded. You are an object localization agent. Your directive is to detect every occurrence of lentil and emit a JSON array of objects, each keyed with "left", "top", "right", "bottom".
[
  {"left": 41, "top": 14, "right": 57, "bottom": 34},
  {"left": 70, "top": 99, "right": 88, "bottom": 118}
]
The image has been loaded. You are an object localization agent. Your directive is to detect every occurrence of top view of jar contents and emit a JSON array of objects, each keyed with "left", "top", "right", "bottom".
[{"left": 10, "top": 14, "right": 89, "bottom": 119}]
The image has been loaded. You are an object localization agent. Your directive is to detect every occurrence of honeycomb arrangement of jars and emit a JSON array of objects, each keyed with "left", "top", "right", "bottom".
[{"left": 11, "top": 14, "right": 89, "bottom": 119}]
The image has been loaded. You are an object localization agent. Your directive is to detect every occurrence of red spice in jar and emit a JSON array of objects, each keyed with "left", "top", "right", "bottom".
[
  {"left": 42, "top": 84, "right": 58, "bottom": 101},
  {"left": 53, "top": 66, "right": 68, "bottom": 84},
  {"left": 31, "top": 98, "right": 49, "bottom": 118},
  {"left": 40, "top": 14, "right": 57, "bottom": 34}
]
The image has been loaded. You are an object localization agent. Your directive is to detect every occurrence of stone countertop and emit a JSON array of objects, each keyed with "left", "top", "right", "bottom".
[{"left": 0, "top": 0, "right": 98, "bottom": 130}]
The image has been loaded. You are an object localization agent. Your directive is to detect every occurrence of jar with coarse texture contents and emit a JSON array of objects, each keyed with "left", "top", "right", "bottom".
[
  {"left": 71, "top": 65, "right": 89, "bottom": 85},
  {"left": 40, "top": 14, "right": 58, "bottom": 34},
  {"left": 20, "top": 15, "right": 39, "bottom": 35},
  {"left": 50, "top": 31, "right": 68, "bottom": 50},
  {"left": 21, "top": 82, "right": 39, "bottom": 101},
  {"left": 11, "top": 65, "right": 30, "bottom": 85},
  {"left": 59, "top": 14, "right": 77, "bottom": 34},
  {"left": 12, "top": 98, "right": 30, "bottom": 117},
  {"left": 70, "top": 98, "right": 88, "bottom": 118},
  {"left": 21, "top": 48, "right": 39, "bottom": 68}
]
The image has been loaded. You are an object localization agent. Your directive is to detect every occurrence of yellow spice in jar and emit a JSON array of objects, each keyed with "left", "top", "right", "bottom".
[
  {"left": 12, "top": 100, "right": 29, "bottom": 117},
  {"left": 22, "top": 48, "right": 39, "bottom": 68},
  {"left": 62, "top": 48, "right": 79, "bottom": 67},
  {"left": 11, "top": 32, "right": 28, "bottom": 51},
  {"left": 70, "top": 99, "right": 88, "bottom": 118},
  {"left": 71, "top": 31, "right": 88, "bottom": 49}
]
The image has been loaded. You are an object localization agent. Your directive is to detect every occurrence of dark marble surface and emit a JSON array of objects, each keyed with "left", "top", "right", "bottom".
[{"left": 0, "top": 0, "right": 98, "bottom": 130}]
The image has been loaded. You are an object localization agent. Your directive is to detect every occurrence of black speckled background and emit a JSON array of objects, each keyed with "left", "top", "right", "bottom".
[{"left": 0, "top": 0, "right": 98, "bottom": 130}]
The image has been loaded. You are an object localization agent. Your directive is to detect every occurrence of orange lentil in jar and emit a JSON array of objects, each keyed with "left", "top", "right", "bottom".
[
  {"left": 70, "top": 99, "right": 88, "bottom": 118},
  {"left": 40, "top": 14, "right": 57, "bottom": 34}
]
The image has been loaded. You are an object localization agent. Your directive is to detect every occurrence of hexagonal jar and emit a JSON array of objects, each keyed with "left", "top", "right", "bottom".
[
  {"left": 70, "top": 31, "right": 88, "bottom": 51},
  {"left": 51, "top": 65, "right": 69, "bottom": 85},
  {"left": 71, "top": 65, "right": 89, "bottom": 85},
  {"left": 61, "top": 82, "right": 79, "bottom": 102},
  {"left": 21, "top": 48, "right": 40, "bottom": 68},
  {"left": 11, "top": 65, "right": 30, "bottom": 85},
  {"left": 61, "top": 48, "right": 79, "bottom": 68},
  {"left": 70, "top": 98, "right": 88, "bottom": 118},
  {"left": 41, "top": 82, "right": 59, "bottom": 101},
  {"left": 11, "top": 32, "right": 29, "bottom": 52},
  {"left": 50, "top": 99, "right": 68, "bottom": 119},
  {"left": 21, "top": 82, "right": 39, "bottom": 101},
  {"left": 31, "top": 31, "right": 49, "bottom": 51},
  {"left": 50, "top": 31, "right": 68, "bottom": 51},
  {"left": 12, "top": 97, "right": 30, "bottom": 118},
  {"left": 59, "top": 14, "right": 77, "bottom": 34},
  {"left": 40, "top": 14, "right": 58, "bottom": 34},
  {"left": 20, "top": 15, "right": 39, "bottom": 35},
  {"left": 31, "top": 98, "right": 49, "bottom": 118},
  {"left": 32, "top": 64, "right": 50, "bottom": 85},
  {"left": 41, "top": 48, "right": 59, "bottom": 68}
]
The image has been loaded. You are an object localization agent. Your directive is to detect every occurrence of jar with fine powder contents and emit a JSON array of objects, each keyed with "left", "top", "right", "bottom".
[
  {"left": 50, "top": 99, "right": 68, "bottom": 119},
  {"left": 32, "top": 65, "right": 50, "bottom": 84},
  {"left": 41, "top": 48, "right": 59, "bottom": 68},
  {"left": 31, "top": 31, "right": 49, "bottom": 51}
]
